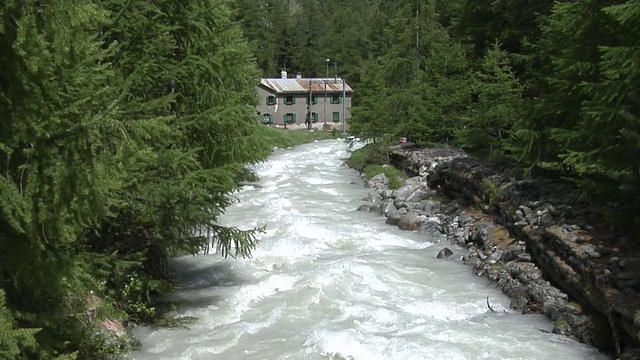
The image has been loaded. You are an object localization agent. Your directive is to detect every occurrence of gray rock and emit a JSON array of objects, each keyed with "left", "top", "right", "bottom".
[
  {"left": 381, "top": 202, "right": 396, "bottom": 216},
  {"left": 437, "top": 247, "right": 454, "bottom": 259},
  {"left": 356, "top": 203, "right": 374, "bottom": 212},
  {"left": 404, "top": 176, "right": 421, "bottom": 186},
  {"left": 381, "top": 189, "right": 394, "bottom": 199},
  {"left": 421, "top": 200, "right": 441, "bottom": 215},
  {"left": 420, "top": 219, "right": 441, "bottom": 235},
  {"left": 386, "top": 209, "right": 403, "bottom": 226},
  {"left": 394, "top": 184, "right": 417, "bottom": 201},
  {"left": 370, "top": 202, "right": 383, "bottom": 215},
  {"left": 366, "top": 173, "right": 388, "bottom": 188},
  {"left": 486, "top": 249, "right": 504, "bottom": 264},
  {"left": 405, "top": 189, "right": 432, "bottom": 203},
  {"left": 581, "top": 244, "right": 602, "bottom": 259},
  {"left": 517, "top": 253, "right": 532, "bottom": 262},
  {"left": 398, "top": 210, "right": 423, "bottom": 231},
  {"left": 445, "top": 199, "right": 461, "bottom": 214},
  {"left": 405, "top": 202, "right": 423, "bottom": 210},
  {"left": 363, "top": 193, "right": 382, "bottom": 202}
]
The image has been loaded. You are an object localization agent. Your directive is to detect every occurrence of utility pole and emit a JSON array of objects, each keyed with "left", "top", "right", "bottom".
[
  {"left": 342, "top": 78, "right": 346, "bottom": 134},
  {"left": 307, "top": 79, "right": 313, "bottom": 131},
  {"left": 324, "top": 58, "right": 330, "bottom": 127}
]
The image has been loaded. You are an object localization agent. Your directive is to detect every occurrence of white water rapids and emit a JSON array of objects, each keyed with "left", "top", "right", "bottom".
[{"left": 130, "top": 139, "right": 607, "bottom": 360}]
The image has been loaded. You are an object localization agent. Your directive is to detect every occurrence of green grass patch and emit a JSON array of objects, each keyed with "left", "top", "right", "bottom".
[
  {"left": 258, "top": 126, "right": 335, "bottom": 149},
  {"left": 345, "top": 142, "right": 392, "bottom": 172},
  {"left": 363, "top": 164, "right": 405, "bottom": 189}
]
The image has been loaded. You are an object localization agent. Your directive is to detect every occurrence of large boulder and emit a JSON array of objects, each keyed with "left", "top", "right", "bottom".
[
  {"left": 386, "top": 208, "right": 406, "bottom": 226},
  {"left": 421, "top": 199, "right": 441, "bottom": 215},
  {"left": 405, "top": 189, "right": 433, "bottom": 203},
  {"left": 363, "top": 192, "right": 382, "bottom": 202},
  {"left": 398, "top": 210, "right": 424, "bottom": 231},
  {"left": 380, "top": 189, "right": 394, "bottom": 199},
  {"left": 356, "top": 202, "right": 377, "bottom": 212},
  {"left": 366, "top": 173, "right": 388, "bottom": 189},
  {"left": 436, "top": 247, "right": 455, "bottom": 259},
  {"left": 393, "top": 184, "right": 417, "bottom": 201},
  {"left": 380, "top": 202, "right": 397, "bottom": 216},
  {"left": 420, "top": 219, "right": 441, "bottom": 235}
]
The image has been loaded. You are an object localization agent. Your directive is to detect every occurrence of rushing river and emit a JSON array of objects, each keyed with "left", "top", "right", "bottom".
[{"left": 130, "top": 139, "right": 607, "bottom": 360}]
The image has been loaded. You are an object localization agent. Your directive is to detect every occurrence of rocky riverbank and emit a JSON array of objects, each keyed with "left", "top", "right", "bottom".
[{"left": 353, "top": 143, "right": 639, "bottom": 359}]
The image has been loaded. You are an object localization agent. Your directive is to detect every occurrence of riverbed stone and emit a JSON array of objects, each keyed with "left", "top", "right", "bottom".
[
  {"left": 436, "top": 247, "right": 454, "bottom": 259},
  {"left": 363, "top": 192, "right": 382, "bottom": 202},
  {"left": 366, "top": 173, "right": 388, "bottom": 188},
  {"left": 386, "top": 209, "right": 404, "bottom": 226},
  {"left": 405, "top": 189, "right": 432, "bottom": 203},
  {"left": 356, "top": 203, "right": 375, "bottom": 212},
  {"left": 421, "top": 199, "right": 441, "bottom": 215},
  {"left": 381, "top": 202, "right": 396, "bottom": 216},
  {"left": 394, "top": 184, "right": 417, "bottom": 201},
  {"left": 381, "top": 189, "right": 394, "bottom": 199},
  {"left": 420, "top": 219, "right": 441, "bottom": 235},
  {"left": 398, "top": 210, "right": 423, "bottom": 231}
]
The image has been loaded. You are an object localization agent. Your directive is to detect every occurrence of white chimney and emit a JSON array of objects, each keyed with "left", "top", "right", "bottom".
[
  {"left": 281, "top": 70, "right": 287, "bottom": 79},
  {"left": 296, "top": 72, "right": 302, "bottom": 79}
]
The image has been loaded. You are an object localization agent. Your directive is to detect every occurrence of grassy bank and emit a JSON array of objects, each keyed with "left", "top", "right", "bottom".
[{"left": 346, "top": 142, "right": 406, "bottom": 189}]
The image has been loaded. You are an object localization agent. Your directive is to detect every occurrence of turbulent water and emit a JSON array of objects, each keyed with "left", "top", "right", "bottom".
[{"left": 130, "top": 139, "right": 607, "bottom": 360}]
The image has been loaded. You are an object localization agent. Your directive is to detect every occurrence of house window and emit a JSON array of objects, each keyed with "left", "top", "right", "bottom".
[
  {"left": 306, "top": 95, "right": 318, "bottom": 105},
  {"left": 262, "top": 114, "right": 273, "bottom": 124},
  {"left": 332, "top": 112, "right": 340, "bottom": 122},
  {"left": 330, "top": 94, "right": 341, "bottom": 104},
  {"left": 284, "top": 113, "right": 296, "bottom": 123},
  {"left": 266, "top": 96, "right": 276, "bottom": 105},
  {"left": 305, "top": 112, "right": 319, "bottom": 123},
  {"left": 285, "top": 95, "right": 295, "bottom": 105}
]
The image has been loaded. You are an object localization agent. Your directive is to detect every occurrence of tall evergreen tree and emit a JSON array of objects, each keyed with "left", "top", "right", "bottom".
[
  {"left": 457, "top": 42, "right": 523, "bottom": 155},
  {"left": 350, "top": 0, "right": 470, "bottom": 144},
  {"left": 0, "top": 0, "right": 121, "bottom": 357},
  {"left": 551, "top": 0, "right": 639, "bottom": 195}
]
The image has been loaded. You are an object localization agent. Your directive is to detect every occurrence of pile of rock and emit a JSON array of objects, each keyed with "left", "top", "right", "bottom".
[{"left": 353, "top": 144, "right": 640, "bottom": 358}]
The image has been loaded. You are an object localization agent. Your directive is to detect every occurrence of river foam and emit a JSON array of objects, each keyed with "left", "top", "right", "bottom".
[{"left": 130, "top": 139, "right": 607, "bottom": 360}]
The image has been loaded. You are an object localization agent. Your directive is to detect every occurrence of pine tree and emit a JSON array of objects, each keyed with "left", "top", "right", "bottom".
[
  {"left": 350, "top": 0, "right": 470, "bottom": 144},
  {"left": 457, "top": 42, "right": 523, "bottom": 156},
  {"left": 561, "top": 0, "right": 640, "bottom": 195}
]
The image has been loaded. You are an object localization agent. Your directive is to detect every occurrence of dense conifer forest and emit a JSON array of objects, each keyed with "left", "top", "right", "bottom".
[
  {"left": 0, "top": 0, "right": 638, "bottom": 358},
  {"left": 236, "top": 0, "right": 639, "bottom": 198}
]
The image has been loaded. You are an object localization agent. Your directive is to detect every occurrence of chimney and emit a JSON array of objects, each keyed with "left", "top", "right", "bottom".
[
  {"left": 281, "top": 70, "right": 287, "bottom": 79},
  {"left": 296, "top": 72, "right": 302, "bottom": 79}
]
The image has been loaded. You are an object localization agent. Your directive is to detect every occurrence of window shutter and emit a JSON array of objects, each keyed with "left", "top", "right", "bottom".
[
  {"left": 292, "top": 114, "right": 297, "bottom": 123},
  {"left": 313, "top": 113, "right": 318, "bottom": 122},
  {"left": 283, "top": 114, "right": 287, "bottom": 122},
  {"left": 269, "top": 114, "right": 273, "bottom": 123},
  {"left": 292, "top": 97, "right": 296, "bottom": 104}
]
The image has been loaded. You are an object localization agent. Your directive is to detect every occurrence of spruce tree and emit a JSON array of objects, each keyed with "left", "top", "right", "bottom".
[{"left": 457, "top": 42, "right": 523, "bottom": 156}]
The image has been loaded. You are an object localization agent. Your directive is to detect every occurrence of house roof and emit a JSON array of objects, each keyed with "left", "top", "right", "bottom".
[{"left": 260, "top": 78, "right": 353, "bottom": 94}]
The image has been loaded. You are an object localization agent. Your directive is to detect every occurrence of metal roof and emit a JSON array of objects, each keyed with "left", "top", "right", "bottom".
[{"left": 260, "top": 78, "right": 353, "bottom": 94}]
